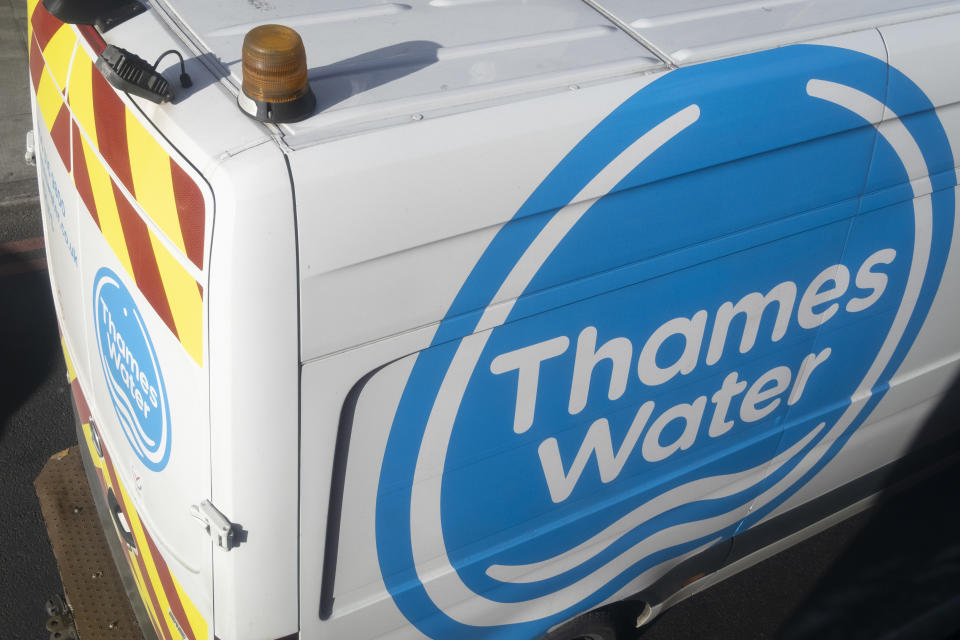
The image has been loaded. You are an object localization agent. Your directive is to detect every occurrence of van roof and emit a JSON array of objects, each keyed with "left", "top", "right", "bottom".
[{"left": 156, "top": 0, "right": 960, "bottom": 143}]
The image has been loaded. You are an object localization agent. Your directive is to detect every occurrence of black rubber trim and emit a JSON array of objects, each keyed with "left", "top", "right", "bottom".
[
  {"left": 318, "top": 364, "right": 389, "bottom": 620},
  {"left": 623, "top": 429, "right": 960, "bottom": 609},
  {"left": 728, "top": 428, "right": 960, "bottom": 566},
  {"left": 217, "top": 635, "right": 298, "bottom": 640},
  {"left": 72, "top": 412, "right": 160, "bottom": 640},
  {"left": 624, "top": 538, "right": 733, "bottom": 608},
  {"left": 314, "top": 389, "right": 960, "bottom": 619},
  {"left": 242, "top": 90, "right": 317, "bottom": 124},
  {"left": 42, "top": 0, "right": 145, "bottom": 32},
  {"left": 107, "top": 487, "right": 138, "bottom": 552}
]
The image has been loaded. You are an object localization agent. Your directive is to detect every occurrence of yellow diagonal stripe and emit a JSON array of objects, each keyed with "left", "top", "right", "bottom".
[
  {"left": 36, "top": 65, "right": 62, "bottom": 131},
  {"left": 87, "top": 438, "right": 195, "bottom": 640},
  {"left": 79, "top": 134, "right": 134, "bottom": 276},
  {"left": 100, "top": 470, "right": 166, "bottom": 639},
  {"left": 115, "top": 463, "right": 207, "bottom": 640},
  {"left": 42, "top": 24, "right": 77, "bottom": 90},
  {"left": 173, "top": 578, "right": 208, "bottom": 640},
  {"left": 68, "top": 56, "right": 98, "bottom": 148},
  {"left": 149, "top": 232, "right": 203, "bottom": 366},
  {"left": 117, "top": 481, "right": 183, "bottom": 640},
  {"left": 60, "top": 336, "right": 77, "bottom": 383},
  {"left": 113, "top": 479, "right": 169, "bottom": 637},
  {"left": 126, "top": 554, "right": 163, "bottom": 637},
  {"left": 26, "top": 0, "right": 40, "bottom": 43},
  {"left": 127, "top": 109, "right": 188, "bottom": 256}
]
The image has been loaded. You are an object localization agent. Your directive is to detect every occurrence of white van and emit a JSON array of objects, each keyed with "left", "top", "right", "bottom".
[{"left": 29, "top": 0, "right": 960, "bottom": 638}]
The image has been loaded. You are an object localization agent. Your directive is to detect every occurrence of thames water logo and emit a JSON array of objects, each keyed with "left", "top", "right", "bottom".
[
  {"left": 376, "top": 44, "right": 955, "bottom": 639},
  {"left": 94, "top": 268, "right": 171, "bottom": 471}
]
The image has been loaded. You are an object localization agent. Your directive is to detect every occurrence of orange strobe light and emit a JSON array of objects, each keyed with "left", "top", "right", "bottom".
[{"left": 238, "top": 24, "right": 316, "bottom": 123}]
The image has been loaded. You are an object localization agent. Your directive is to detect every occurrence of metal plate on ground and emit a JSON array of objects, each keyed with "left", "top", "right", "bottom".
[{"left": 34, "top": 446, "right": 144, "bottom": 640}]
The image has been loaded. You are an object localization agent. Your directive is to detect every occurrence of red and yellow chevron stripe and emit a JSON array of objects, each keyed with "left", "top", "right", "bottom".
[
  {"left": 64, "top": 339, "right": 210, "bottom": 640},
  {"left": 30, "top": 0, "right": 207, "bottom": 366}
]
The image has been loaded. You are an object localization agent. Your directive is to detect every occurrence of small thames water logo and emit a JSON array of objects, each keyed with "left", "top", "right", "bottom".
[{"left": 94, "top": 268, "right": 171, "bottom": 471}]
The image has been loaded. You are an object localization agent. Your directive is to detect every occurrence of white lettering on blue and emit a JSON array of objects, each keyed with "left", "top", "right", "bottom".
[{"left": 491, "top": 248, "right": 895, "bottom": 502}]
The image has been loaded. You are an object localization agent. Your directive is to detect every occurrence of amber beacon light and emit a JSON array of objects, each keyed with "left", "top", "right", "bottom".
[{"left": 238, "top": 24, "right": 316, "bottom": 123}]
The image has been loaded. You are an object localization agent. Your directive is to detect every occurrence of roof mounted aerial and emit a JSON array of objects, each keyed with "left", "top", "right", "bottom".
[
  {"left": 237, "top": 24, "right": 317, "bottom": 124},
  {"left": 43, "top": 0, "right": 192, "bottom": 104},
  {"left": 42, "top": 0, "right": 145, "bottom": 32},
  {"left": 95, "top": 45, "right": 195, "bottom": 104}
]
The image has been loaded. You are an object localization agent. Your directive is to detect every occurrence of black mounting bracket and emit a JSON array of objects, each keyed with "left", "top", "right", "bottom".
[{"left": 42, "top": 0, "right": 146, "bottom": 33}]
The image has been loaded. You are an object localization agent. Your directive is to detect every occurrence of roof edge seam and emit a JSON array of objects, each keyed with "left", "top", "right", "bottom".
[{"left": 579, "top": 0, "right": 678, "bottom": 68}]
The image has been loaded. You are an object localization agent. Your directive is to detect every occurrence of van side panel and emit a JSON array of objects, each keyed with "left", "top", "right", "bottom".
[
  {"left": 292, "top": 31, "right": 957, "bottom": 640},
  {"left": 29, "top": 3, "right": 217, "bottom": 637},
  {"left": 750, "top": 12, "right": 960, "bottom": 526},
  {"left": 207, "top": 147, "right": 301, "bottom": 640},
  {"left": 296, "top": 63, "right": 655, "bottom": 640}
]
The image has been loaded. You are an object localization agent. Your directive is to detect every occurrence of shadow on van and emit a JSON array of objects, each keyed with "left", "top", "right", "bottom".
[
  {"left": 778, "top": 374, "right": 960, "bottom": 640},
  {"left": 0, "top": 240, "right": 61, "bottom": 435},
  {"left": 0, "top": 234, "right": 78, "bottom": 640},
  {"left": 306, "top": 40, "right": 441, "bottom": 112},
  {"left": 201, "top": 42, "right": 440, "bottom": 113},
  {"left": 632, "top": 372, "right": 960, "bottom": 640},
  {"left": 164, "top": 52, "right": 231, "bottom": 104}
]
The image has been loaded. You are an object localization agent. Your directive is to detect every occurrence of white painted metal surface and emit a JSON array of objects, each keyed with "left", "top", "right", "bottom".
[
  {"left": 154, "top": 0, "right": 661, "bottom": 140},
  {"left": 290, "top": 14, "right": 960, "bottom": 640},
  {"left": 153, "top": 0, "right": 960, "bottom": 139},
  {"left": 595, "top": 0, "right": 960, "bottom": 63},
  {"left": 206, "top": 145, "right": 301, "bottom": 640},
  {"left": 33, "top": 1, "right": 960, "bottom": 639}
]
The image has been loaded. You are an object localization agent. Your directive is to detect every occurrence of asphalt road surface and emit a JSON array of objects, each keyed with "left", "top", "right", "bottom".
[
  {"left": 638, "top": 459, "right": 960, "bottom": 640},
  {"left": 1, "top": 0, "right": 82, "bottom": 637},
  {"left": 2, "top": 3, "right": 960, "bottom": 639}
]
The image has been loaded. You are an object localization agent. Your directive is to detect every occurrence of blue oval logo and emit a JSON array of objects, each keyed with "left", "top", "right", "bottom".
[
  {"left": 93, "top": 267, "right": 171, "bottom": 471},
  {"left": 376, "top": 45, "right": 955, "bottom": 638}
]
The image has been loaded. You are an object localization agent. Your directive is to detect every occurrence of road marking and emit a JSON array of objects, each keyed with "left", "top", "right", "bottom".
[
  {"left": 0, "top": 236, "right": 46, "bottom": 254},
  {"left": 0, "top": 236, "right": 48, "bottom": 277},
  {"left": 0, "top": 256, "right": 48, "bottom": 277}
]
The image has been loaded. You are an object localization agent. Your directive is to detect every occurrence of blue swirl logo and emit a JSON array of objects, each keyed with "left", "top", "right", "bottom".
[
  {"left": 93, "top": 267, "right": 171, "bottom": 471},
  {"left": 376, "top": 45, "right": 955, "bottom": 639}
]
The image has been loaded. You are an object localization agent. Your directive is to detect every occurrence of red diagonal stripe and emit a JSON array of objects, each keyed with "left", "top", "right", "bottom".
[
  {"left": 29, "top": 35, "right": 44, "bottom": 92},
  {"left": 169, "top": 161, "right": 205, "bottom": 268},
  {"left": 91, "top": 69, "right": 135, "bottom": 194},
  {"left": 69, "top": 378, "right": 91, "bottom": 423},
  {"left": 130, "top": 548, "right": 175, "bottom": 640},
  {"left": 93, "top": 465, "right": 108, "bottom": 497},
  {"left": 0, "top": 236, "right": 44, "bottom": 254},
  {"left": 31, "top": 2, "right": 62, "bottom": 51},
  {"left": 50, "top": 105, "right": 71, "bottom": 169},
  {"left": 85, "top": 427, "right": 110, "bottom": 497},
  {"left": 72, "top": 123, "right": 100, "bottom": 228},
  {"left": 101, "top": 450, "right": 174, "bottom": 640},
  {"left": 146, "top": 607, "right": 173, "bottom": 640},
  {"left": 77, "top": 24, "right": 106, "bottom": 55},
  {"left": 143, "top": 528, "right": 196, "bottom": 640},
  {"left": 112, "top": 184, "right": 179, "bottom": 340}
]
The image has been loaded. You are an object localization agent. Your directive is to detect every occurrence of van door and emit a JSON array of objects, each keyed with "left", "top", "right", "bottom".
[
  {"left": 735, "top": 13, "right": 960, "bottom": 537},
  {"left": 306, "top": 32, "right": 890, "bottom": 640},
  {"left": 29, "top": 3, "right": 214, "bottom": 638}
]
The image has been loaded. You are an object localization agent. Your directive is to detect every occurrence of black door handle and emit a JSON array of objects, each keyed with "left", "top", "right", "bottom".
[{"left": 107, "top": 488, "right": 137, "bottom": 553}]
